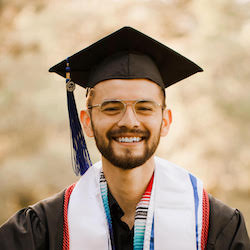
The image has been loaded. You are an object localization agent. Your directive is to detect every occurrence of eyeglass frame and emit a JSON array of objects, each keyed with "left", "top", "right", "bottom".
[{"left": 87, "top": 99, "right": 166, "bottom": 118}]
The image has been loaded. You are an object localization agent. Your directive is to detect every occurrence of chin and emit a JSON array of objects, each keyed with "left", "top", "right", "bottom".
[{"left": 105, "top": 151, "right": 153, "bottom": 170}]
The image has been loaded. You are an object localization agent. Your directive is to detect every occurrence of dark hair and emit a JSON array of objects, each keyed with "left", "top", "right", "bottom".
[
  {"left": 86, "top": 88, "right": 95, "bottom": 108},
  {"left": 161, "top": 88, "right": 166, "bottom": 108}
]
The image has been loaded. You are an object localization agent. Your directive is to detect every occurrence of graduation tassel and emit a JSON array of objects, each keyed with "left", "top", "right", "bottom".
[{"left": 66, "top": 57, "right": 92, "bottom": 175}]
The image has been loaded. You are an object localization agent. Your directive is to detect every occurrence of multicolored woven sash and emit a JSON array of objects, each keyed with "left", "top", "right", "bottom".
[
  {"left": 100, "top": 171, "right": 154, "bottom": 250},
  {"left": 100, "top": 171, "right": 115, "bottom": 250},
  {"left": 134, "top": 174, "right": 154, "bottom": 249}
]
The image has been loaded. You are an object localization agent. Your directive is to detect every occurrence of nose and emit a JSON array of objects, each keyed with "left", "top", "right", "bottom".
[{"left": 117, "top": 104, "right": 140, "bottom": 128}]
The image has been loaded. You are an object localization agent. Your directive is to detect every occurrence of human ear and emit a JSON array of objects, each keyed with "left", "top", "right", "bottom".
[
  {"left": 160, "top": 108, "right": 172, "bottom": 137},
  {"left": 80, "top": 110, "right": 94, "bottom": 137}
]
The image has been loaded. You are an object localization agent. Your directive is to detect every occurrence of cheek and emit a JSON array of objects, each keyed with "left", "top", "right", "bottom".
[
  {"left": 145, "top": 119, "right": 163, "bottom": 134},
  {"left": 91, "top": 117, "right": 113, "bottom": 134}
]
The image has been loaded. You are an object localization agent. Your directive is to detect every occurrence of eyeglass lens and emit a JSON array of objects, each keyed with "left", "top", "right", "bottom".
[{"left": 100, "top": 100, "right": 159, "bottom": 116}]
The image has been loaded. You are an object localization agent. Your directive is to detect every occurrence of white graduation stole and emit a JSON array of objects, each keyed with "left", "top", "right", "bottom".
[{"left": 68, "top": 157, "right": 203, "bottom": 250}]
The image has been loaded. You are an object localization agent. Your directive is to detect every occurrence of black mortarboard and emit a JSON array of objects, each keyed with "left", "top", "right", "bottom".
[
  {"left": 49, "top": 26, "right": 203, "bottom": 175},
  {"left": 49, "top": 26, "right": 202, "bottom": 89}
]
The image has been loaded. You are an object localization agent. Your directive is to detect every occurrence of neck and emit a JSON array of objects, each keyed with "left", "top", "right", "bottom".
[{"left": 102, "top": 156, "right": 155, "bottom": 228}]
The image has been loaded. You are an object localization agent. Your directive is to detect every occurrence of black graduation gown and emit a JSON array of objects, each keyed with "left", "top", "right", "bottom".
[{"left": 0, "top": 190, "right": 249, "bottom": 250}]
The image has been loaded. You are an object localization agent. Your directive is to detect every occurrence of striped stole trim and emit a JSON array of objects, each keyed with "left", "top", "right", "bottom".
[
  {"left": 134, "top": 173, "right": 154, "bottom": 250},
  {"left": 100, "top": 171, "right": 115, "bottom": 250}
]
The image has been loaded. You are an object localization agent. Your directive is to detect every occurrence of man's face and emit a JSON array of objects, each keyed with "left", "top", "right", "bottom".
[{"left": 82, "top": 79, "right": 171, "bottom": 170}]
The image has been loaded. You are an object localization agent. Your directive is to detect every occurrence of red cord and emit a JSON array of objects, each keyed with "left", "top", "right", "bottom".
[
  {"left": 201, "top": 189, "right": 209, "bottom": 250},
  {"left": 63, "top": 184, "right": 76, "bottom": 250}
]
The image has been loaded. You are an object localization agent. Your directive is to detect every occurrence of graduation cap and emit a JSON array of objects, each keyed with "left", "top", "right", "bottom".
[{"left": 49, "top": 26, "right": 203, "bottom": 176}]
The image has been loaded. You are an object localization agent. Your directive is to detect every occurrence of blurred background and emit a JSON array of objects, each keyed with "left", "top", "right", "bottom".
[{"left": 0, "top": 0, "right": 249, "bottom": 232}]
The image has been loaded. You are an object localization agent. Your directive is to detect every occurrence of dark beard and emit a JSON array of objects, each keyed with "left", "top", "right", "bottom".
[{"left": 92, "top": 126, "right": 160, "bottom": 170}]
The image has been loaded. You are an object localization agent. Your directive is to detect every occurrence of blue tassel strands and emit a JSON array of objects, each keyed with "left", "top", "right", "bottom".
[{"left": 66, "top": 58, "right": 92, "bottom": 175}]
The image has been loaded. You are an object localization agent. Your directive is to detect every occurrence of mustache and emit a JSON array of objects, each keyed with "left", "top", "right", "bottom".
[{"left": 107, "top": 128, "right": 150, "bottom": 138}]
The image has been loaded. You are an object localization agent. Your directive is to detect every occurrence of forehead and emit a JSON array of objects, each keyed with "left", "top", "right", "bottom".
[{"left": 92, "top": 79, "right": 163, "bottom": 102}]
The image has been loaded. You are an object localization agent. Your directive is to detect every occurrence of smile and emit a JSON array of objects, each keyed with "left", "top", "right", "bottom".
[{"left": 114, "top": 137, "right": 143, "bottom": 143}]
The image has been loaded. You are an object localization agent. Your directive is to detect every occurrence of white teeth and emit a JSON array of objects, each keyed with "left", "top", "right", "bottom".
[{"left": 117, "top": 137, "right": 142, "bottom": 143}]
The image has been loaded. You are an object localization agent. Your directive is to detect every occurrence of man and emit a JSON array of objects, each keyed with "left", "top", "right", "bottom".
[{"left": 0, "top": 27, "right": 249, "bottom": 249}]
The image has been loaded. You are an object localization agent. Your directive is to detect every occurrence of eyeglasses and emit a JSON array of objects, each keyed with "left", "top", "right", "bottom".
[{"left": 88, "top": 99, "right": 165, "bottom": 118}]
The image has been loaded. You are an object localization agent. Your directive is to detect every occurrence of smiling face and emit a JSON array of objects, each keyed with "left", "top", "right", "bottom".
[{"left": 81, "top": 79, "right": 171, "bottom": 170}]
